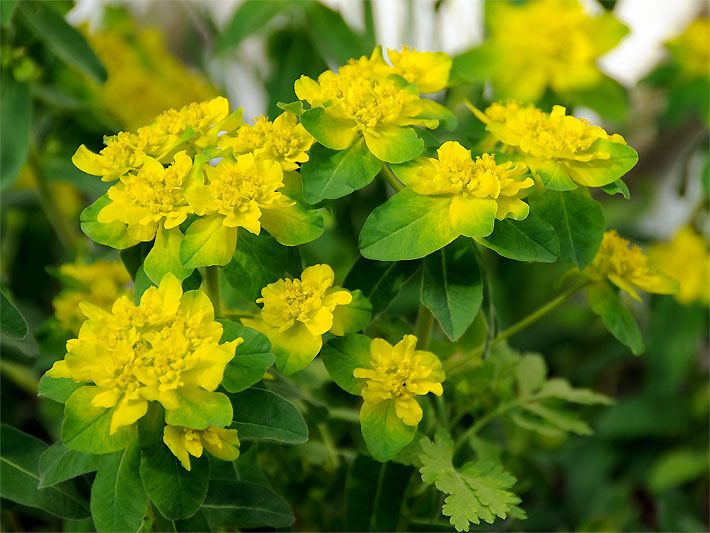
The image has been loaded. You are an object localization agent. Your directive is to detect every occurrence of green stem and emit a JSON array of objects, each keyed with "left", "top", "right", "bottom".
[
  {"left": 205, "top": 266, "right": 222, "bottom": 317},
  {"left": 414, "top": 304, "right": 434, "bottom": 349},
  {"left": 381, "top": 164, "right": 404, "bottom": 192}
]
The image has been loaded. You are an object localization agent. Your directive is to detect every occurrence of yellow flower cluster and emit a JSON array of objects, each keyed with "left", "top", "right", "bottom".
[
  {"left": 87, "top": 23, "right": 217, "bottom": 131},
  {"left": 163, "top": 425, "right": 240, "bottom": 471},
  {"left": 650, "top": 226, "right": 710, "bottom": 305},
  {"left": 483, "top": 0, "right": 627, "bottom": 101},
  {"left": 52, "top": 260, "right": 133, "bottom": 334},
  {"left": 586, "top": 231, "right": 678, "bottom": 301},
  {"left": 47, "top": 274, "right": 241, "bottom": 435},
  {"left": 354, "top": 335, "right": 444, "bottom": 426},
  {"left": 219, "top": 111, "right": 315, "bottom": 171},
  {"left": 667, "top": 18, "right": 710, "bottom": 79}
]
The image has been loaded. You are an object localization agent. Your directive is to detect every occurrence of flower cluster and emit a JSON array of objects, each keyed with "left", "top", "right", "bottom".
[
  {"left": 650, "top": 226, "right": 709, "bottom": 305},
  {"left": 296, "top": 47, "right": 453, "bottom": 163},
  {"left": 163, "top": 425, "right": 240, "bottom": 471},
  {"left": 354, "top": 335, "right": 444, "bottom": 426},
  {"left": 46, "top": 274, "right": 241, "bottom": 439},
  {"left": 586, "top": 230, "right": 678, "bottom": 300},
  {"left": 479, "top": 0, "right": 627, "bottom": 102},
  {"left": 52, "top": 260, "right": 133, "bottom": 334},
  {"left": 243, "top": 264, "right": 369, "bottom": 375},
  {"left": 471, "top": 101, "right": 638, "bottom": 189}
]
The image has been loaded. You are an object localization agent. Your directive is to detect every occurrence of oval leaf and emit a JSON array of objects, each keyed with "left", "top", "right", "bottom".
[
  {"left": 477, "top": 215, "right": 559, "bottom": 263},
  {"left": 231, "top": 388, "right": 308, "bottom": 444}
]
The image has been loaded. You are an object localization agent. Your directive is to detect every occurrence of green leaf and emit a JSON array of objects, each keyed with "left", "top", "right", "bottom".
[
  {"left": 164, "top": 389, "right": 233, "bottom": 430},
  {"left": 304, "top": 2, "right": 368, "bottom": 66},
  {"left": 232, "top": 388, "right": 308, "bottom": 444},
  {"left": 534, "top": 160, "right": 577, "bottom": 191},
  {"left": 567, "top": 75, "right": 629, "bottom": 122},
  {"left": 0, "top": 72, "right": 30, "bottom": 189},
  {"left": 0, "top": 291, "right": 28, "bottom": 339},
  {"left": 201, "top": 479, "right": 294, "bottom": 529},
  {"left": 322, "top": 334, "right": 372, "bottom": 395},
  {"left": 0, "top": 0, "right": 18, "bottom": 26},
  {"left": 535, "top": 378, "right": 613, "bottom": 405},
  {"left": 144, "top": 226, "right": 193, "bottom": 284},
  {"left": 62, "top": 386, "right": 137, "bottom": 454},
  {"left": 17, "top": 1, "right": 106, "bottom": 83},
  {"left": 38, "top": 375, "right": 83, "bottom": 404},
  {"left": 363, "top": 126, "right": 424, "bottom": 164},
  {"left": 301, "top": 140, "right": 382, "bottom": 203},
  {"left": 90, "top": 443, "right": 147, "bottom": 533},
  {"left": 587, "top": 282, "right": 645, "bottom": 355},
  {"left": 601, "top": 179, "right": 630, "bottom": 199},
  {"left": 80, "top": 195, "right": 141, "bottom": 250},
  {"left": 449, "top": 45, "right": 496, "bottom": 86},
  {"left": 0, "top": 424, "right": 89, "bottom": 519},
  {"left": 359, "top": 189, "right": 458, "bottom": 260},
  {"left": 176, "top": 509, "right": 212, "bottom": 532},
  {"left": 648, "top": 449, "right": 709, "bottom": 494},
  {"left": 566, "top": 140, "right": 639, "bottom": 187},
  {"left": 214, "top": 0, "right": 292, "bottom": 54},
  {"left": 418, "top": 431, "right": 523, "bottom": 531},
  {"left": 133, "top": 266, "right": 155, "bottom": 304},
  {"left": 300, "top": 107, "right": 357, "bottom": 151},
  {"left": 260, "top": 202, "right": 324, "bottom": 246},
  {"left": 421, "top": 238, "right": 483, "bottom": 341},
  {"left": 515, "top": 354, "right": 547, "bottom": 398},
  {"left": 223, "top": 229, "right": 302, "bottom": 302},
  {"left": 140, "top": 443, "right": 209, "bottom": 521},
  {"left": 330, "top": 289, "right": 372, "bottom": 336},
  {"left": 38, "top": 443, "right": 100, "bottom": 488},
  {"left": 345, "top": 454, "right": 414, "bottom": 532},
  {"left": 180, "top": 216, "right": 236, "bottom": 269},
  {"left": 519, "top": 403, "right": 592, "bottom": 436},
  {"left": 344, "top": 257, "right": 420, "bottom": 316},
  {"left": 360, "top": 401, "right": 416, "bottom": 462},
  {"left": 477, "top": 215, "right": 559, "bottom": 263},
  {"left": 529, "top": 188, "right": 605, "bottom": 268},
  {"left": 218, "top": 320, "right": 275, "bottom": 393}
]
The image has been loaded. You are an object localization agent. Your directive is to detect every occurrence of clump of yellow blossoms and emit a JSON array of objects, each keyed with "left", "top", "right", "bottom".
[
  {"left": 667, "top": 18, "right": 710, "bottom": 79},
  {"left": 393, "top": 141, "right": 534, "bottom": 234},
  {"left": 163, "top": 425, "right": 240, "bottom": 471},
  {"left": 243, "top": 264, "right": 367, "bottom": 375},
  {"left": 478, "top": 0, "right": 627, "bottom": 102},
  {"left": 354, "top": 335, "right": 444, "bottom": 426},
  {"left": 296, "top": 47, "right": 453, "bottom": 163},
  {"left": 52, "top": 260, "right": 133, "bottom": 334},
  {"left": 585, "top": 231, "right": 677, "bottom": 301},
  {"left": 471, "top": 102, "right": 637, "bottom": 189},
  {"left": 387, "top": 46, "right": 451, "bottom": 93},
  {"left": 219, "top": 111, "right": 315, "bottom": 171},
  {"left": 46, "top": 274, "right": 241, "bottom": 439},
  {"left": 87, "top": 22, "right": 217, "bottom": 131},
  {"left": 650, "top": 226, "right": 710, "bottom": 305}
]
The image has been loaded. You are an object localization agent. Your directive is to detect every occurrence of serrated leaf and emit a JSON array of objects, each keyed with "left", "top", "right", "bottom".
[
  {"left": 536, "top": 378, "right": 613, "bottom": 405},
  {"left": 520, "top": 403, "right": 592, "bottom": 436}
]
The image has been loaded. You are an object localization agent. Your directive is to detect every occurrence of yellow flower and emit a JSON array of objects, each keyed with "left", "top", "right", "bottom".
[
  {"left": 295, "top": 47, "right": 451, "bottom": 163},
  {"left": 667, "top": 18, "right": 710, "bottom": 79},
  {"left": 353, "top": 335, "right": 444, "bottom": 426},
  {"left": 586, "top": 230, "right": 678, "bottom": 301},
  {"left": 387, "top": 46, "right": 451, "bottom": 93},
  {"left": 649, "top": 226, "right": 710, "bottom": 305},
  {"left": 471, "top": 102, "right": 637, "bottom": 189},
  {"left": 242, "top": 264, "right": 354, "bottom": 375},
  {"left": 163, "top": 425, "right": 240, "bottom": 470},
  {"left": 482, "top": 0, "right": 627, "bottom": 102},
  {"left": 187, "top": 153, "right": 286, "bottom": 236},
  {"left": 394, "top": 141, "right": 534, "bottom": 223},
  {"left": 219, "top": 111, "right": 315, "bottom": 171},
  {"left": 52, "top": 260, "right": 133, "bottom": 334},
  {"left": 97, "top": 151, "right": 194, "bottom": 242},
  {"left": 46, "top": 274, "right": 241, "bottom": 434}
]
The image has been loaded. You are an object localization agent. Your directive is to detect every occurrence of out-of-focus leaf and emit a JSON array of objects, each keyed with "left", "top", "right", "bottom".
[
  {"left": 648, "top": 449, "right": 709, "bottom": 493},
  {"left": 587, "top": 282, "right": 644, "bottom": 355},
  {"left": 0, "top": 291, "right": 28, "bottom": 339},
  {"left": 201, "top": 480, "right": 294, "bottom": 529},
  {"left": 304, "top": 2, "right": 368, "bottom": 66},
  {"left": 0, "top": 0, "right": 17, "bottom": 26},
  {"left": 214, "top": 0, "right": 292, "bottom": 54},
  {"left": 0, "top": 72, "right": 31, "bottom": 189}
]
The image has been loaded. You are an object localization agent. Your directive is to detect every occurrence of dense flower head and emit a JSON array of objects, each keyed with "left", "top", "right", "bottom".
[
  {"left": 667, "top": 18, "right": 710, "bottom": 79},
  {"left": 387, "top": 46, "right": 451, "bottom": 93},
  {"left": 259, "top": 264, "right": 352, "bottom": 335},
  {"left": 353, "top": 335, "right": 444, "bottom": 426},
  {"left": 163, "top": 425, "right": 239, "bottom": 471},
  {"left": 484, "top": 0, "right": 627, "bottom": 101},
  {"left": 649, "top": 226, "right": 710, "bottom": 305},
  {"left": 46, "top": 274, "right": 241, "bottom": 434},
  {"left": 52, "top": 260, "right": 133, "bottom": 334},
  {"left": 188, "top": 153, "right": 286, "bottom": 235},
  {"left": 98, "top": 152, "right": 194, "bottom": 242},
  {"left": 586, "top": 231, "right": 678, "bottom": 301},
  {"left": 219, "top": 111, "right": 315, "bottom": 171}
]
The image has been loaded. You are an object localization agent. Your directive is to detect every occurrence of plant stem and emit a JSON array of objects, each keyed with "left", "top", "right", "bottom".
[
  {"left": 205, "top": 266, "right": 222, "bottom": 317},
  {"left": 381, "top": 164, "right": 404, "bottom": 192},
  {"left": 414, "top": 304, "right": 434, "bottom": 349}
]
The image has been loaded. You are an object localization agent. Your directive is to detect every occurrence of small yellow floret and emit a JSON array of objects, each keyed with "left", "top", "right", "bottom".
[
  {"left": 353, "top": 335, "right": 444, "bottom": 426},
  {"left": 586, "top": 230, "right": 678, "bottom": 301},
  {"left": 163, "top": 425, "right": 240, "bottom": 470}
]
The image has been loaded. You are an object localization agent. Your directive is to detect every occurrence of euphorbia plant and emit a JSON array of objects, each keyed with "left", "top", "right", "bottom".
[{"left": 27, "top": 40, "right": 687, "bottom": 533}]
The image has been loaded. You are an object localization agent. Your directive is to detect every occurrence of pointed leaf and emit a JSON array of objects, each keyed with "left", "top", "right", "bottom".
[
  {"left": 588, "top": 282, "right": 645, "bottom": 355},
  {"left": 231, "top": 388, "right": 308, "bottom": 444},
  {"left": 477, "top": 215, "right": 559, "bottom": 263},
  {"left": 0, "top": 72, "right": 30, "bottom": 188},
  {"left": 218, "top": 320, "right": 274, "bottom": 393}
]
